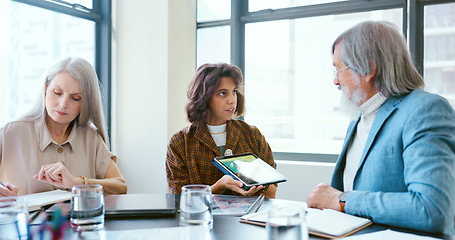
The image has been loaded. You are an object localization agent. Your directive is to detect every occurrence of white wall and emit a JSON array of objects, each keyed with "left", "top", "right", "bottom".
[
  {"left": 112, "top": 0, "right": 170, "bottom": 194},
  {"left": 167, "top": 0, "right": 196, "bottom": 137},
  {"left": 112, "top": 0, "right": 336, "bottom": 200},
  {"left": 275, "top": 161, "right": 335, "bottom": 201}
]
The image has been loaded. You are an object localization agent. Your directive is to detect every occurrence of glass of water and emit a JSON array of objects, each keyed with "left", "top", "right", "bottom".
[
  {"left": 0, "top": 196, "right": 29, "bottom": 240},
  {"left": 179, "top": 185, "right": 213, "bottom": 229},
  {"left": 266, "top": 205, "right": 308, "bottom": 240},
  {"left": 70, "top": 184, "right": 104, "bottom": 231}
]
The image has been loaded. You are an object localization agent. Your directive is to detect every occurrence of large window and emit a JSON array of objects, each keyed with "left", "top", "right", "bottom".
[
  {"left": 424, "top": 2, "right": 455, "bottom": 107},
  {"left": 196, "top": 0, "right": 455, "bottom": 161},
  {"left": 0, "top": 0, "right": 110, "bottom": 132}
]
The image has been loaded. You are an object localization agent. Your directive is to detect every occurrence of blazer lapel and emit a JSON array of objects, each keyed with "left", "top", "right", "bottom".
[
  {"left": 194, "top": 124, "right": 220, "bottom": 155},
  {"left": 353, "top": 96, "right": 404, "bottom": 184},
  {"left": 225, "top": 120, "right": 239, "bottom": 154},
  {"left": 331, "top": 116, "right": 360, "bottom": 190}
]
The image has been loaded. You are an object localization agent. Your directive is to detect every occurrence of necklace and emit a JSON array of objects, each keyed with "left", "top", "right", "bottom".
[{"left": 210, "top": 130, "right": 226, "bottom": 135}]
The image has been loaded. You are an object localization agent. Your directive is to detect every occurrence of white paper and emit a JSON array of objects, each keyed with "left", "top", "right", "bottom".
[
  {"left": 341, "top": 229, "right": 441, "bottom": 240},
  {"left": 79, "top": 226, "right": 212, "bottom": 240},
  {"left": 23, "top": 189, "right": 72, "bottom": 212}
]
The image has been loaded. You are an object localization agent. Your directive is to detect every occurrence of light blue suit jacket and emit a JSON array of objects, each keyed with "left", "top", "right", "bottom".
[{"left": 331, "top": 89, "right": 455, "bottom": 234}]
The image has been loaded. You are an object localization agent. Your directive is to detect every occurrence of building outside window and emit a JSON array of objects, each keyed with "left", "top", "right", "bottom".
[
  {"left": 0, "top": 0, "right": 108, "bottom": 128},
  {"left": 197, "top": 0, "right": 455, "bottom": 160}
]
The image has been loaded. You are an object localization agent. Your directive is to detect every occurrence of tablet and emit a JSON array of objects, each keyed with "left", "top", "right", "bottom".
[{"left": 212, "top": 152, "right": 287, "bottom": 190}]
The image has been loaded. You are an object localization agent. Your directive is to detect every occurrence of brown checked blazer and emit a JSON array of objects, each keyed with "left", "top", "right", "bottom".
[{"left": 165, "top": 119, "right": 275, "bottom": 194}]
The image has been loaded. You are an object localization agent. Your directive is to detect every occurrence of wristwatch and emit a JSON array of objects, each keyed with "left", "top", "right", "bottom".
[{"left": 338, "top": 191, "right": 350, "bottom": 213}]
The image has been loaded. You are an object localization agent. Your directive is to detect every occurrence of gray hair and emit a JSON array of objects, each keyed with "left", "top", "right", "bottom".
[
  {"left": 20, "top": 57, "right": 109, "bottom": 145},
  {"left": 332, "top": 21, "right": 424, "bottom": 97}
]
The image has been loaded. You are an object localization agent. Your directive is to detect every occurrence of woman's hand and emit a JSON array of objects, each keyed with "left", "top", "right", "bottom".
[
  {"left": 33, "top": 162, "right": 82, "bottom": 188},
  {"left": 0, "top": 182, "right": 19, "bottom": 196},
  {"left": 211, "top": 175, "right": 265, "bottom": 196}
]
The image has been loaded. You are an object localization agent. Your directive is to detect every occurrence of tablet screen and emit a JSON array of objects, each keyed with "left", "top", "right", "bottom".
[{"left": 216, "top": 153, "right": 286, "bottom": 185}]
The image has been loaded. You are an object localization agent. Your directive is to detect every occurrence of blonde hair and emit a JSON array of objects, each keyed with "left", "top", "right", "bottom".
[{"left": 20, "top": 57, "right": 109, "bottom": 144}]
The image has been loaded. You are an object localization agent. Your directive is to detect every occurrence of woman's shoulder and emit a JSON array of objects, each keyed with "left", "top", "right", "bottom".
[
  {"left": 170, "top": 124, "right": 197, "bottom": 141},
  {"left": 74, "top": 122, "right": 104, "bottom": 140},
  {"left": 1, "top": 119, "right": 35, "bottom": 133},
  {"left": 229, "top": 119, "right": 260, "bottom": 132}
]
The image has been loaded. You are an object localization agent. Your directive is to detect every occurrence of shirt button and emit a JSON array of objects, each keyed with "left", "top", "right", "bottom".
[{"left": 58, "top": 147, "right": 64, "bottom": 153}]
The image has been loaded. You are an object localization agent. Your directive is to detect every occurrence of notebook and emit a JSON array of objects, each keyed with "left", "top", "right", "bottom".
[
  {"left": 23, "top": 189, "right": 72, "bottom": 212},
  {"left": 46, "top": 193, "right": 177, "bottom": 219},
  {"left": 240, "top": 208, "right": 372, "bottom": 239}
]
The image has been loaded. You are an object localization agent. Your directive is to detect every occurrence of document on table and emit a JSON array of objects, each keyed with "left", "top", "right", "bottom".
[
  {"left": 340, "top": 229, "right": 441, "bottom": 240},
  {"left": 23, "top": 189, "right": 72, "bottom": 212}
]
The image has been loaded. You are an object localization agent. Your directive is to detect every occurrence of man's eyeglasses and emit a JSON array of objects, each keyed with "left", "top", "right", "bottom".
[{"left": 333, "top": 66, "right": 350, "bottom": 80}]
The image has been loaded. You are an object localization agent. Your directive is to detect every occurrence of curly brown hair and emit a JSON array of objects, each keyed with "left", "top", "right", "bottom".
[{"left": 186, "top": 63, "right": 245, "bottom": 125}]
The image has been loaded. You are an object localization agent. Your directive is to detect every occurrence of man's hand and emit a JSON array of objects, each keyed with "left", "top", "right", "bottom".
[{"left": 307, "top": 183, "right": 342, "bottom": 211}]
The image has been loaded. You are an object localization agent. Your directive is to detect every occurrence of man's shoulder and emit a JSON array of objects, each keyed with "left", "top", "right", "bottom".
[
  {"left": 391, "top": 89, "right": 451, "bottom": 110},
  {"left": 406, "top": 88, "right": 447, "bottom": 102}
]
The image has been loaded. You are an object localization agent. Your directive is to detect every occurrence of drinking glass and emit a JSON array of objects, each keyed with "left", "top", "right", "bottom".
[
  {"left": 0, "top": 196, "right": 29, "bottom": 240},
  {"left": 70, "top": 184, "right": 104, "bottom": 231},
  {"left": 266, "top": 205, "right": 308, "bottom": 240},
  {"left": 179, "top": 185, "right": 213, "bottom": 229}
]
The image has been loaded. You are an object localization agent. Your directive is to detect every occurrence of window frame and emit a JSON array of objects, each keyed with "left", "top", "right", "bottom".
[
  {"left": 11, "top": 0, "right": 112, "bottom": 141},
  {"left": 200, "top": 0, "right": 455, "bottom": 162}
]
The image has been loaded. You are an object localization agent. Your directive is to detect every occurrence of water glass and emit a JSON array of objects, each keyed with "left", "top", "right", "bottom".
[
  {"left": 0, "top": 197, "right": 29, "bottom": 240},
  {"left": 266, "top": 205, "right": 308, "bottom": 240},
  {"left": 70, "top": 184, "right": 104, "bottom": 231},
  {"left": 179, "top": 185, "right": 213, "bottom": 229}
]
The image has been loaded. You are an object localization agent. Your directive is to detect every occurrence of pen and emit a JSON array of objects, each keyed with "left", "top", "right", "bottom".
[{"left": 0, "top": 179, "right": 6, "bottom": 188}]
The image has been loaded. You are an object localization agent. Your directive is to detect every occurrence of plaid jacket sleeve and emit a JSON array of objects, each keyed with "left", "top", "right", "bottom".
[{"left": 165, "top": 130, "right": 190, "bottom": 194}]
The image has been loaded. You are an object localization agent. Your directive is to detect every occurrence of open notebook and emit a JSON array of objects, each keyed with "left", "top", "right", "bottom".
[
  {"left": 23, "top": 189, "right": 72, "bottom": 212},
  {"left": 240, "top": 208, "right": 372, "bottom": 239}
]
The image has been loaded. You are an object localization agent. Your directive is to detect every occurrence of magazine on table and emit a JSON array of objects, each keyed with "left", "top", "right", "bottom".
[{"left": 211, "top": 194, "right": 265, "bottom": 216}]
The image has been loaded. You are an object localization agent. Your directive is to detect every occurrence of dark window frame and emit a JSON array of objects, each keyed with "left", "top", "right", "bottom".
[
  {"left": 200, "top": 0, "right": 455, "bottom": 162},
  {"left": 11, "top": 0, "right": 112, "bottom": 142}
]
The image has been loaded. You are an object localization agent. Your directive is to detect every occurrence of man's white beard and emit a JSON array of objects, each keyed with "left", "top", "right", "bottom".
[{"left": 339, "top": 86, "right": 366, "bottom": 120}]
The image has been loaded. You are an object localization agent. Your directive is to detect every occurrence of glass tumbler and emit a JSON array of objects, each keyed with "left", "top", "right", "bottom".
[
  {"left": 0, "top": 196, "right": 29, "bottom": 240},
  {"left": 266, "top": 205, "right": 308, "bottom": 240},
  {"left": 179, "top": 185, "right": 213, "bottom": 229},
  {"left": 70, "top": 184, "right": 104, "bottom": 231}
]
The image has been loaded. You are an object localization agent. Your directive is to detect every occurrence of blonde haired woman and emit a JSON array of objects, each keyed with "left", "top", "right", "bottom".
[{"left": 0, "top": 57, "right": 127, "bottom": 196}]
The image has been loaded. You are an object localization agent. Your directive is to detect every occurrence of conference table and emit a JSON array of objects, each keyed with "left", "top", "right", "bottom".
[{"left": 28, "top": 194, "right": 453, "bottom": 240}]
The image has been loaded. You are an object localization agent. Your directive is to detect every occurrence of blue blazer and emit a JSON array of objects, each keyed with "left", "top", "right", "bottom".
[{"left": 331, "top": 89, "right": 455, "bottom": 234}]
